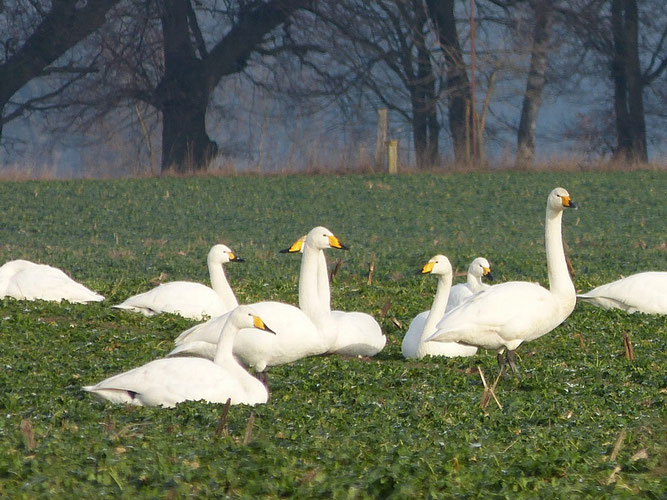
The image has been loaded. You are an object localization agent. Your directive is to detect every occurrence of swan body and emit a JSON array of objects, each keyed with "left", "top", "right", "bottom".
[
  {"left": 0, "top": 259, "right": 104, "bottom": 303},
  {"left": 577, "top": 272, "right": 667, "bottom": 314},
  {"left": 169, "top": 230, "right": 352, "bottom": 370},
  {"left": 284, "top": 227, "right": 386, "bottom": 356},
  {"left": 113, "top": 244, "right": 241, "bottom": 320},
  {"left": 446, "top": 257, "right": 493, "bottom": 312},
  {"left": 427, "top": 188, "right": 577, "bottom": 358},
  {"left": 84, "top": 306, "right": 274, "bottom": 407},
  {"left": 170, "top": 301, "right": 326, "bottom": 371},
  {"left": 402, "top": 255, "right": 478, "bottom": 359}
]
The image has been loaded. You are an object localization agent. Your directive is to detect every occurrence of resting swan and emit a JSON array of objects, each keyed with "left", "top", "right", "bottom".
[
  {"left": 83, "top": 306, "right": 275, "bottom": 407},
  {"left": 168, "top": 229, "right": 349, "bottom": 371},
  {"left": 446, "top": 257, "right": 494, "bottom": 312},
  {"left": 426, "top": 187, "right": 577, "bottom": 375},
  {"left": 577, "top": 272, "right": 667, "bottom": 314},
  {"left": 283, "top": 227, "right": 386, "bottom": 356},
  {"left": 402, "top": 255, "right": 478, "bottom": 359},
  {"left": 112, "top": 244, "right": 241, "bottom": 320},
  {"left": 0, "top": 259, "right": 104, "bottom": 303}
]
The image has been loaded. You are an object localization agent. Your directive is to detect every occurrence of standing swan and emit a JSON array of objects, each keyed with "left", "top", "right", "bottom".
[
  {"left": 83, "top": 306, "right": 275, "bottom": 407},
  {"left": 283, "top": 227, "right": 387, "bottom": 356},
  {"left": 426, "top": 188, "right": 577, "bottom": 375},
  {"left": 402, "top": 255, "right": 478, "bottom": 359},
  {"left": 0, "top": 259, "right": 104, "bottom": 303},
  {"left": 577, "top": 272, "right": 667, "bottom": 314},
  {"left": 446, "top": 257, "right": 494, "bottom": 312},
  {"left": 169, "top": 229, "right": 349, "bottom": 371},
  {"left": 112, "top": 244, "right": 242, "bottom": 320}
]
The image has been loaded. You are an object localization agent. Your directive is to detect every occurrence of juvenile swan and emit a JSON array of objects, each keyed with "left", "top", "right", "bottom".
[
  {"left": 83, "top": 306, "right": 274, "bottom": 407},
  {"left": 402, "top": 255, "right": 478, "bottom": 359},
  {"left": 0, "top": 259, "right": 104, "bottom": 303},
  {"left": 446, "top": 257, "right": 494, "bottom": 312},
  {"left": 577, "top": 272, "right": 667, "bottom": 314},
  {"left": 113, "top": 244, "right": 241, "bottom": 320},
  {"left": 427, "top": 188, "right": 577, "bottom": 375}
]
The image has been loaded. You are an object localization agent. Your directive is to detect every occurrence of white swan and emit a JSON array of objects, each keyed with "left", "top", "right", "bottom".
[
  {"left": 446, "top": 257, "right": 494, "bottom": 312},
  {"left": 283, "top": 227, "right": 387, "bottom": 356},
  {"left": 577, "top": 272, "right": 667, "bottom": 314},
  {"left": 0, "top": 259, "right": 104, "bottom": 303},
  {"left": 426, "top": 187, "right": 577, "bottom": 375},
  {"left": 402, "top": 255, "right": 478, "bottom": 359},
  {"left": 83, "top": 306, "right": 274, "bottom": 407},
  {"left": 112, "top": 244, "right": 242, "bottom": 320},
  {"left": 168, "top": 229, "right": 350, "bottom": 371}
]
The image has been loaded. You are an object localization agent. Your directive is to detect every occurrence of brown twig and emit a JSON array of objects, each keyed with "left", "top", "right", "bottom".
[
  {"left": 367, "top": 252, "right": 376, "bottom": 285},
  {"left": 623, "top": 332, "right": 635, "bottom": 361},
  {"left": 330, "top": 258, "right": 342, "bottom": 283},
  {"left": 380, "top": 301, "right": 392, "bottom": 318},
  {"left": 215, "top": 398, "right": 232, "bottom": 437},
  {"left": 243, "top": 413, "right": 256, "bottom": 446},
  {"left": 478, "top": 366, "right": 502, "bottom": 410},
  {"left": 20, "top": 419, "right": 36, "bottom": 450}
]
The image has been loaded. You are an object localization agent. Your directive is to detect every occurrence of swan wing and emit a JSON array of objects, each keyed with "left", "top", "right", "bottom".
[
  {"left": 83, "top": 357, "right": 267, "bottom": 407},
  {"left": 577, "top": 272, "right": 667, "bottom": 314},
  {"left": 113, "top": 281, "right": 226, "bottom": 319},
  {"left": 172, "top": 301, "right": 325, "bottom": 370},
  {"left": 445, "top": 284, "right": 473, "bottom": 312},
  {"left": 2, "top": 262, "right": 104, "bottom": 303},
  {"left": 429, "top": 281, "right": 560, "bottom": 350},
  {"left": 328, "top": 311, "right": 386, "bottom": 356}
]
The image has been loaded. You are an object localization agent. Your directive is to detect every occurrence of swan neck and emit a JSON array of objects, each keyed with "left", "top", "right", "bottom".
[
  {"left": 300, "top": 245, "right": 330, "bottom": 322},
  {"left": 208, "top": 261, "right": 238, "bottom": 310},
  {"left": 466, "top": 272, "right": 482, "bottom": 293},
  {"left": 421, "top": 274, "right": 451, "bottom": 341},
  {"left": 545, "top": 208, "right": 574, "bottom": 296},
  {"left": 213, "top": 320, "right": 240, "bottom": 366}
]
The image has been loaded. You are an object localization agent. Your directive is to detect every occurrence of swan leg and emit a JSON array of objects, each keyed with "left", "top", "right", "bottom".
[
  {"left": 257, "top": 371, "right": 269, "bottom": 387},
  {"left": 496, "top": 351, "right": 507, "bottom": 378},
  {"left": 506, "top": 350, "right": 521, "bottom": 378}
]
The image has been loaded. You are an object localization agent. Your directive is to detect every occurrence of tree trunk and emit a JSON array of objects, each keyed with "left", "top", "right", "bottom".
[
  {"left": 623, "top": 0, "right": 647, "bottom": 162},
  {"left": 516, "top": 0, "right": 553, "bottom": 168},
  {"left": 0, "top": 0, "right": 120, "bottom": 141},
  {"left": 611, "top": 0, "right": 647, "bottom": 162},
  {"left": 413, "top": 18, "right": 440, "bottom": 169},
  {"left": 425, "top": 0, "right": 472, "bottom": 164}
]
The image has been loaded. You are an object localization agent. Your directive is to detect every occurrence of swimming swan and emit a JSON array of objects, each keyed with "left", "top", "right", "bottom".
[
  {"left": 0, "top": 259, "right": 104, "bottom": 303},
  {"left": 169, "top": 229, "right": 349, "bottom": 371},
  {"left": 112, "top": 244, "right": 242, "bottom": 320},
  {"left": 577, "top": 272, "right": 667, "bottom": 314},
  {"left": 283, "top": 227, "right": 386, "bottom": 356},
  {"left": 402, "top": 255, "right": 478, "bottom": 359},
  {"left": 446, "top": 257, "right": 493, "bottom": 312},
  {"left": 83, "top": 306, "right": 275, "bottom": 407},
  {"left": 426, "top": 188, "right": 577, "bottom": 375}
]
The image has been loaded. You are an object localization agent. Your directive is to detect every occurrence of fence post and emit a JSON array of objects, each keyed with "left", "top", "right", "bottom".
[
  {"left": 387, "top": 139, "right": 398, "bottom": 174},
  {"left": 375, "top": 108, "right": 388, "bottom": 170}
]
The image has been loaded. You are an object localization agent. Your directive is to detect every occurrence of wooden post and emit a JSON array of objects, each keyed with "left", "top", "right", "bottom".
[
  {"left": 387, "top": 139, "right": 398, "bottom": 174},
  {"left": 375, "top": 108, "right": 388, "bottom": 170}
]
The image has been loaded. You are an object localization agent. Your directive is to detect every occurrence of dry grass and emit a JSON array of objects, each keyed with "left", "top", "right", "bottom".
[{"left": 1, "top": 153, "right": 664, "bottom": 181}]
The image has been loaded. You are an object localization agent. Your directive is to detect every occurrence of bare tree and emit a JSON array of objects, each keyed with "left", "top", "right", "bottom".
[
  {"left": 557, "top": 0, "right": 666, "bottom": 161},
  {"left": 54, "top": 0, "right": 313, "bottom": 173},
  {"left": 515, "top": 0, "right": 554, "bottom": 167},
  {"left": 424, "top": 0, "right": 472, "bottom": 165},
  {"left": 0, "top": 0, "right": 120, "bottom": 144}
]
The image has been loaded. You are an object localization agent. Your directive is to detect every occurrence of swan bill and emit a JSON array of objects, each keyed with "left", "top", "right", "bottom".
[
  {"left": 253, "top": 315, "right": 276, "bottom": 334},
  {"left": 328, "top": 235, "right": 349, "bottom": 250},
  {"left": 280, "top": 236, "right": 306, "bottom": 253}
]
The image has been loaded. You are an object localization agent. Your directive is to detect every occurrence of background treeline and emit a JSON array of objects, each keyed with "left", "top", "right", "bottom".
[{"left": 0, "top": 0, "right": 665, "bottom": 176}]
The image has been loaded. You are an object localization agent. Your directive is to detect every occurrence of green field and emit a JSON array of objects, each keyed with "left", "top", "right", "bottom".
[{"left": 1, "top": 171, "right": 665, "bottom": 497}]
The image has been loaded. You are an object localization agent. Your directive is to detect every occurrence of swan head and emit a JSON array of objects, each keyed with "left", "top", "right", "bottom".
[
  {"left": 469, "top": 257, "right": 493, "bottom": 281},
  {"left": 420, "top": 255, "right": 452, "bottom": 277},
  {"left": 279, "top": 235, "right": 306, "bottom": 254},
  {"left": 230, "top": 305, "right": 276, "bottom": 334},
  {"left": 208, "top": 244, "right": 244, "bottom": 265},
  {"left": 304, "top": 226, "right": 349, "bottom": 251},
  {"left": 548, "top": 187, "right": 577, "bottom": 212}
]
